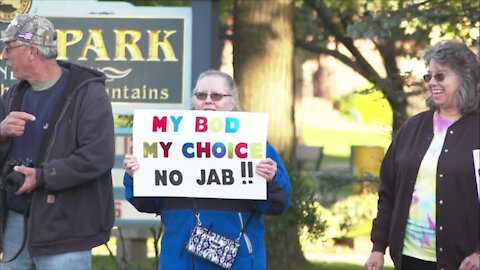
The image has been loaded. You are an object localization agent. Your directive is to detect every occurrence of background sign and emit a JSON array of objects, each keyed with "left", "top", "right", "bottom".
[
  {"left": 0, "top": 1, "right": 192, "bottom": 114},
  {"left": 0, "top": 0, "right": 32, "bottom": 23},
  {"left": 133, "top": 110, "right": 269, "bottom": 200},
  {"left": 0, "top": 0, "right": 193, "bottom": 224},
  {"left": 50, "top": 17, "right": 186, "bottom": 108}
]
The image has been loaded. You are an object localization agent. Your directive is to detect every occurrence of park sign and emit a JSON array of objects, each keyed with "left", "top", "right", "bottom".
[
  {"left": 133, "top": 110, "right": 269, "bottom": 200},
  {"left": 0, "top": 0, "right": 192, "bottom": 114},
  {"left": 0, "top": 0, "right": 193, "bottom": 225}
]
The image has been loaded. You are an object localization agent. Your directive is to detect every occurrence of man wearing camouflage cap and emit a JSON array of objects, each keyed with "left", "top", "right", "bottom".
[
  {"left": 0, "top": 14, "right": 115, "bottom": 270},
  {"left": 0, "top": 14, "right": 57, "bottom": 48}
]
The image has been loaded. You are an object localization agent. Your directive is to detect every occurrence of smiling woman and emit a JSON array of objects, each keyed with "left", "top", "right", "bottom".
[
  {"left": 424, "top": 61, "right": 462, "bottom": 120},
  {"left": 423, "top": 43, "right": 478, "bottom": 121},
  {"left": 365, "top": 40, "right": 480, "bottom": 270}
]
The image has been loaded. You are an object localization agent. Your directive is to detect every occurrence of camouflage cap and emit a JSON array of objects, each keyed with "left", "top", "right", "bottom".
[{"left": 0, "top": 14, "right": 56, "bottom": 47}]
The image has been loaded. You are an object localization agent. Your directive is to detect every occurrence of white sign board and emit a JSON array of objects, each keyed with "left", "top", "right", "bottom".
[{"left": 133, "top": 110, "right": 268, "bottom": 200}]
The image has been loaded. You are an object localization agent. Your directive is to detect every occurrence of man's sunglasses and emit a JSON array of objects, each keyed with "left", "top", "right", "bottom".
[
  {"left": 423, "top": 73, "right": 446, "bottom": 83},
  {"left": 194, "top": 92, "right": 231, "bottom": 101},
  {"left": 2, "top": 44, "right": 28, "bottom": 53}
]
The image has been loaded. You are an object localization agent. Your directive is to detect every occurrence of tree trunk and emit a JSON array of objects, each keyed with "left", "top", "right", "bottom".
[
  {"left": 233, "top": 0, "right": 305, "bottom": 269},
  {"left": 376, "top": 76, "right": 409, "bottom": 135},
  {"left": 233, "top": 0, "right": 295, "bottom": 158},
  {"left": 376, "top": 41, "right": 410, "bottom": 135}
]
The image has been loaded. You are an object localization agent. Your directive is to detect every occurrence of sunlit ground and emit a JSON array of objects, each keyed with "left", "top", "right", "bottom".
[{"left": 302, "top": 235, "right": 394, "bottom": 268}]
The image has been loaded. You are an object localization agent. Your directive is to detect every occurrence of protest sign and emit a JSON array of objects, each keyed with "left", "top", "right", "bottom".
[{"left": 133, "top": 110, "right": 268, "bottom": 199}]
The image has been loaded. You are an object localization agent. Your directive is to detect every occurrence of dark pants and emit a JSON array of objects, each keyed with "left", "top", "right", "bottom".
[{"left": 401, "top": 255, "right": 436, "bottom": 270}]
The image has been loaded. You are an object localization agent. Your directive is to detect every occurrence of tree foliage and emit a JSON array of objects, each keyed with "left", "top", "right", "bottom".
[
  {"left": 295, "top": 0, "right": 480, "bottom": 133},
  {"left": 264, "top": 169, "right": 327, "bottom": 269}
]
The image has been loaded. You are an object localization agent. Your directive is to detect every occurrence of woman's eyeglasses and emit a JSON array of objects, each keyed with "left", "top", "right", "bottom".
[
  {"left": 423, "top": 73, "right": 446, "bottom": 83},
  {"left": 194, "top": 92, "right": 231, "bottom": 101}
]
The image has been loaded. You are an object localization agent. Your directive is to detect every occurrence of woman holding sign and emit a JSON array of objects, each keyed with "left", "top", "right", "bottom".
[
  {"left": 365, "top": 40, "right": 480, "bottom": 270},
  {"left": 123, "top": 70, "right": 291, "bottom": 269}
]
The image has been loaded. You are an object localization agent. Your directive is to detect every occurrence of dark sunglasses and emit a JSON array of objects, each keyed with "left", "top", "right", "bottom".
[
  {"left": 194, "top": 92, "right": 231, "bottom": 101},
  {"left": 423, "top": 73, "right": 446, "bottom": 83}
]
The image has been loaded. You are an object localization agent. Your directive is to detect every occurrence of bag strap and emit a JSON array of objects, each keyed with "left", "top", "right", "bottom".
[
  {"left": 1, "top": 211, "right": 29, "bottom": 262},
  {"left": 192, "top": 199, "right": 255, "bottom": 240},
  {"left": 237, "top": 211, "right": 254, "bottom": 241},
  {"left": 0, "top": 86, "right": 29, "bottom": 263},
  {"left": 192, "top": 199, "right": 201, "bottom": 226}
]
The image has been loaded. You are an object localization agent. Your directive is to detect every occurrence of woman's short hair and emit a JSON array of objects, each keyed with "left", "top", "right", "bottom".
[
  {"left": 424, "top": 40, "right": 480, "bottom": 114},
  {"left": 191, "top": 70, "right": 240, "bottom": 110}
]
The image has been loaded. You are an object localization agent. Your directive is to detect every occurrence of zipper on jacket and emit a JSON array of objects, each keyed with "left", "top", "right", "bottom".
[
  {"left": 238, "top": 212, "right": 254, "bottom": 268},
  {"left": 44, "top": 97, "right": 73, "bottom": 160},
  {"left": 243, "top": 233, "right": 254, "bottom": 269},
  {"left": 28, "top": 96, "right": 72, "bottom": 244},
  {"left": 44, "top": 72, "right": 93, "bottom": 160}
]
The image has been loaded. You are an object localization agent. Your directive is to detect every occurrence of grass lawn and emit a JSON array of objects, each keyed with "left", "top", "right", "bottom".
[
  {"left": 93, "top": 255, "right": 156, "bottom": 270},
  {"left": 311, "top": 262, "right": 393, "bottom": 270}
]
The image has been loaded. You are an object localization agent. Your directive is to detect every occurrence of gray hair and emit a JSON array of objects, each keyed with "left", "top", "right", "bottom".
[
  {"left": 424, "top": 40, "right": 480, "bottom": 114},
  {"left": 17, "top": 39, "right": 58, "bottom": 59},
  {"left": 191, "top": 70, "right": 241, "bottom": 110}
]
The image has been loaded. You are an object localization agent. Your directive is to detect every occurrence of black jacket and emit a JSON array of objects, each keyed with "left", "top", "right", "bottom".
[
  {"left": 0, "top": 61, "right": 115, "bottom": 256},
  {"left": 371, "top": 109, "right": 480, "bottom": 270}
]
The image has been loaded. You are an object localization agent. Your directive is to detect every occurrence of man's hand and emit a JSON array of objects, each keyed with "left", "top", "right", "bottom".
[
  {"left": 0, "top": 111, "right": 36, "bottom": 138},
  {"left": 14, "top": 166, "right": 37, "bottom": 195}
]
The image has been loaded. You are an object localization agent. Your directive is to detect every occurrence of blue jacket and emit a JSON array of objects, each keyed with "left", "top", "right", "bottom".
[{"left": 124, "top": 143, "right": 291, "bottom": 270}]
